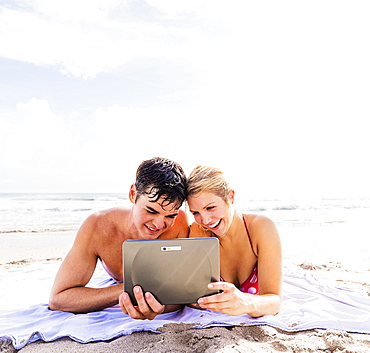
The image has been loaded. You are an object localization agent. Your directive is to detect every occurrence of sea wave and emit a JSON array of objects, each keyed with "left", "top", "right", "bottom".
[
  {"left": 0, "top": 193, "right": 128, "bottom": 203},
  {"left": 1, "top": 194, "right": 370, "bottom": 233},
  {"left": 242, "top": 198, "right": 370, "bottom": 212},
  {"left": 0, "top": 227, "right": 77, "bottom": 234},
  {"left": 45, "top": 208, "right": 93, "bottom": 212},
  {"left": 273, "top": 205, "right": 300, "bottom": 211}
]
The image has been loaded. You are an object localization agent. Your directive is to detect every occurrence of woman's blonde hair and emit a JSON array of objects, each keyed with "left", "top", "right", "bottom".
[{"left": 187, "top": 166, "right": 231, "bottom": 202}]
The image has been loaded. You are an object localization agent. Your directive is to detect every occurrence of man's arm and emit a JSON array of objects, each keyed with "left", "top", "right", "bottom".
[{"left": 49, "top": 215, "right": 123, "bottom": 313}]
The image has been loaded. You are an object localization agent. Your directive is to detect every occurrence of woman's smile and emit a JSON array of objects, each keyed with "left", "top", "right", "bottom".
[{"left": 208, "top": 219, "right": 221, "bottom": 230}]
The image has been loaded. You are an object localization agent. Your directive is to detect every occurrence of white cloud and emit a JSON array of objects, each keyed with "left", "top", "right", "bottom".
[
  {"left": 1, "top": 1, "right": 370, "bottom": 196},
  {"left": 0, "top": 0, "right": 217, "bottom": 79},
  {"left": 1, "top": 95, "right": 369, "bottom": 196},
  {"left": 0, "top": 7, "right": 137, "bottom": 78},
  {"left": 0, "top": 98, "right": 77, "bottom": 168},
  {"left": 32, "top": 0, "right": 123, "bottom": 21}
]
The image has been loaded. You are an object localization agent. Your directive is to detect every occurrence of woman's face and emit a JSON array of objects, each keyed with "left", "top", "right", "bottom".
[{"left": 187, "top": 191, "right": 234, "bottom": 237}]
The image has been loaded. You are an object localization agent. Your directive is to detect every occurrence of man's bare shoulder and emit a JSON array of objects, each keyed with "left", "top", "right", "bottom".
[
  {"left": 79, "top": 207, "right": 131, "bottom": 236},
  {"left": 71, "top": 207, "right": 132, "bottom": 257},
  {"left": 88, "top": 206, "right": 130, "bottom": 222}
]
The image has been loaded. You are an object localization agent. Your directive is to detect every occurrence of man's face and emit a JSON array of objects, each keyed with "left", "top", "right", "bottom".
[{"left": 130, "top": 186, "right": 180, "bottom": 239}]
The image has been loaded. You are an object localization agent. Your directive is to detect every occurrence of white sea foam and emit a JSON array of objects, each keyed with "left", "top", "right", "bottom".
[
  {"left": 1, "top": 193, "right": 369, "bottom": 271},
  {"left": 0, "top": 193, "right": 130, "bottom": 233}
]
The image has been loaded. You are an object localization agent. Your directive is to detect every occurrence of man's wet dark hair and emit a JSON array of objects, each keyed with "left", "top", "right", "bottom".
[{"left": 135, "top": 157, "right": 187, "bottom": 209}]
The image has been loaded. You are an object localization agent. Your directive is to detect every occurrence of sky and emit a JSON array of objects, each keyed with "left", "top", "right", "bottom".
[{"left": 0, "top": 0, "right": 369, "bottom": 198}]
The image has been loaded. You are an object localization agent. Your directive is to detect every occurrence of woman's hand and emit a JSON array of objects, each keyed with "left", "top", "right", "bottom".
[
  {"left": 197, "top": 282, "right": 256, "bottom": 316},
  {"left": 187, "top": 302, "right": 204, "bottom": 310},
  {"left": 119, "top": 286, "right": 165, "bottom": 320}
]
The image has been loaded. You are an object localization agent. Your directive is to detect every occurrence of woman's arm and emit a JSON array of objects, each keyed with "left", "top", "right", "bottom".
[
  {"left": 197, "top": 281, "right": 281, "bottom": 317},
  {"left": 251, "top": 214, "right": 282, "bottom": 316},
  {"left": 197, "top": 215, "right": 282, "bottom": 317}
]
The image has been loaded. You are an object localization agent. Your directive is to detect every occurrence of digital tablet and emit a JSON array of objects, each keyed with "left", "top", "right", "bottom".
[{"left": 123, "top": 237, "right": 220, "bottom": 305}]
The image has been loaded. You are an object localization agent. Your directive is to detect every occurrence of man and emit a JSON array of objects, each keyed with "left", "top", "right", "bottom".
[{"left": 49, "top": 158, "right": 189, "bottom": 319}]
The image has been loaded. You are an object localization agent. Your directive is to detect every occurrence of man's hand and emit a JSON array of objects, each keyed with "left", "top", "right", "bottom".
[{"left": 119, "top": 286, "right": 165, "bottom": 320}]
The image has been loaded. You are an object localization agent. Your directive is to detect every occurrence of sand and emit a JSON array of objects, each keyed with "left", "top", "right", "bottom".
[
  {"left": 0, "top": 231, "right": 75, "bottom": 265},
  {"left": 2, "top": 323, "right": 370, "bottom": 353},
  {"left": 1, "top": 229, "right": 370, "bottom": 352},
  {"left": 2, "top": 326, "right": 370, "bottom": 353}
]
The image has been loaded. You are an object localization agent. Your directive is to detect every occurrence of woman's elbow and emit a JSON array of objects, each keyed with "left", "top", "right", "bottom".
[{"left": 273, "top": 299, "right": 282, "bottom": 316}]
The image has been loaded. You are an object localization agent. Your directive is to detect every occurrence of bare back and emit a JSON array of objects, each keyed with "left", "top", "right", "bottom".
[
  {"left": 49, "top": 206, "right": 189, "bottom": 313},
  {"left": 89, "top": 207, "right": 189, "bottom": 281},
  {"left": 68, "top": 207, "right": 189, "bottom": 282}
]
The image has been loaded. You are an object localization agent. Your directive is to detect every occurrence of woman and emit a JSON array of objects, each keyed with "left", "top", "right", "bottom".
[{"left": 187, "top": 166, "right": 282, "bottom": 317}]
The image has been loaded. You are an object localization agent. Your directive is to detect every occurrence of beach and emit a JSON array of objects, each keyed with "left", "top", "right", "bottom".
[
  {"left": 0, "top": 231, "right": 75, "bottom": 265},
  {"left": 5, "top": 324, "right": 370, "bottom": 353},
  {"left": 1, "top": 230, "right": 370, "bottom": 353},
  {"left": 1, "top": 194, "right": 370, "bottom": 352}
]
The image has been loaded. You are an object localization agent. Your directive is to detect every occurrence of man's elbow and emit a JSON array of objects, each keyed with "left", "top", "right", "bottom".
[
  {"left": 48, "top": 295, "right": 58, "bottom": 311},
  {"left": 48, "top": 293, "right": 66, "bottom": 312}
]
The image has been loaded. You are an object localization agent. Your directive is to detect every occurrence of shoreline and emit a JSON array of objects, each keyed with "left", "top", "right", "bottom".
[
  {"left": 1, "top": 228, "right": 369, "bottom": 295},
  {"left": 0, "top": 230, "right": 76, "bottom": 266},
  {"left": 1, "top": 231, "right": 369, "bottom": 311}
]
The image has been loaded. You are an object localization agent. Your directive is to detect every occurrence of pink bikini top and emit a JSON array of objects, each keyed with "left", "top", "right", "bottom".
[
  {"left": 238, "top": 265, "right": 258, "bottom": 294},
  {"left": 221, "top": 216, "right": 259, "bottom": 295}
]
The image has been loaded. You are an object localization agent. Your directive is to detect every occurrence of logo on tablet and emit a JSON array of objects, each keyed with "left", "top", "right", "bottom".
[{"left": 161, "top": 246, "right": 181, "bottom": 251}]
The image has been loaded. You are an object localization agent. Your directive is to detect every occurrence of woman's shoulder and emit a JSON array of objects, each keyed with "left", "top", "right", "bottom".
[
  {"left": 242, "top": 213, "right": 275, "bottom": 226},
  {"left": 189, "top": 222, "right": 213, "bottom": 238},
  {"left": 242, "top": 213, "right": 279, "bottom": 240}
]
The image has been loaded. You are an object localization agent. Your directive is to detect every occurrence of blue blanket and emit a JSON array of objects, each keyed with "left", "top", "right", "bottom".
[{"left": 1, "top": 264, "right": 370, "bottom": 350}]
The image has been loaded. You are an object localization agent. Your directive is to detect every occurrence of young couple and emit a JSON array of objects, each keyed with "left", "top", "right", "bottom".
[{"left": 49, "top": 157, "right": 282, "bottom": 319}]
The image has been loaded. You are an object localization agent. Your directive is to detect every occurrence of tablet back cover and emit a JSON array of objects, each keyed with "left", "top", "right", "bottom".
[{"left": 123, "top": 238, "right": 220, "bottom": 305}]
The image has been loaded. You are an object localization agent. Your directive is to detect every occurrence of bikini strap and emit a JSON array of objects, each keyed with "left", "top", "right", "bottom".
[{"left": 242, "top": 215, "right": 258, "bottom": 258}]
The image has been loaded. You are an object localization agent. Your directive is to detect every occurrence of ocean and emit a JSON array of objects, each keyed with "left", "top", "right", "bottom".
[
  {"left": 2, "top": 193, "right": 369, "bottom": 271},
  {"left": 1, "top": 193, "right": 369, "bottom": 233},
  {"left": 0, "top": 193, "right": 130, "bottom": 233}
]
